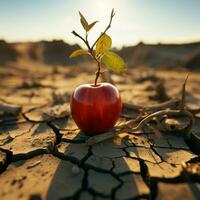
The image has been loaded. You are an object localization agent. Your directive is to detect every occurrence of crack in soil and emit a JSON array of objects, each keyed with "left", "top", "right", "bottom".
[{"left": 0, "top": 147, "right": 13, "bottom": 174}]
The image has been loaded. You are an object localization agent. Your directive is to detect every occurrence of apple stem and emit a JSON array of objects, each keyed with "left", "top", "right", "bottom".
[
  {"left": 94, "top": 60, "right": 101, "bottom": 86},
  {"left": 85, "top": 37, "right": 101, "bottom": 86}
]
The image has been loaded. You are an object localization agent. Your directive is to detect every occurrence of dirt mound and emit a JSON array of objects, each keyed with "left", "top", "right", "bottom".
[
  {"left": 183, "top": 51, "right": 200, "bottom": 70},
  {"left": 28, "top": 40, "right": 89, "bottom": 65},
  {"left": 0, "top": 40, "right": 88, "bottom": 66},
  {"left": 0, "top": 40, "right": 20, "bottom": 66},
  {"left": 1, "top": 40, "right": 200, "bottom": 69},
  {"left": 118, "top": 42, "right": 200, "bottom": 69}
]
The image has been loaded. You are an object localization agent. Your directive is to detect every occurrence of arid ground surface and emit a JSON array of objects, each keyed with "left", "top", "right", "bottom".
[{"left": 0, "top": 60, "right": 200, "bottom": 200}]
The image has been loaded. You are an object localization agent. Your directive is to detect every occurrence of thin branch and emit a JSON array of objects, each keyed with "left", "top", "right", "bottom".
[
  {"left": 86, "top": 108, "right": 194, "bottom": 145},
  {"left": 71, "top": 31, "right": 90, "bottom": 50},
  {"left": 91, "top": 9, "right": 115, "bottom": 50},
  {"left": 86, "top": 82, "right": 194, "bottom": 146},
  {"left": 71, "top": 31, "right": 85, "bottom": 43},
  {"left": 145, "top": 98, "right": 180, "bottom": 111},
  {"left": 71, "top": 9, "right": 115, "bottom": 86},
  {"left": 180, "top": 73, "right": 189, "bottom": 110},
  {"left": 0, "top": 102, "right": 22, "bottom": 115},
  {"left": 122, "top": 109, "right": 193, "bottom": 132},
  {"left": 123, "top": 98, "right": 180, "bottom": 112},
  {"left": 72, "top": 30, "right": 101, "bottom": 86}
]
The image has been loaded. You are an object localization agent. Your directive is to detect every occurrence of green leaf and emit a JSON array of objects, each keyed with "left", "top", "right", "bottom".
[
  {"left": 79, "top": 11, "right": 89, "bottom": 31},
  {"left": 102, "top": 51, "right": 127, "bottom": 73},
  {"left": 88, "top": 21, "right": 98, "bottom": 31},
  {"left": 96, "top": 34, "right": 112, "bottom": 55},
  {"left": 69, "top": 49, "right": 88, "bottom": 58}
]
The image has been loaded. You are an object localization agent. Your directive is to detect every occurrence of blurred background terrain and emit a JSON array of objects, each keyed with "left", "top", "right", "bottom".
[
  {"left": 0, "top": 39, "right": 200, "bottom": 70},
  {"left": 0, "top": 0, "right": 200, "bottom": 70}
]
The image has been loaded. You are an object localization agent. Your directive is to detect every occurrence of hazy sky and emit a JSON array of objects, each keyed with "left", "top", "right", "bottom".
[{"left": 0, "top": 0, "right": 200, "bottom": 47}]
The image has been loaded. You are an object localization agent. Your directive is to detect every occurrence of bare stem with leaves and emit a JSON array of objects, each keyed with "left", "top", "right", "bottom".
[{"left": 70, "top": 9, "right": 126, "bottom": 86}]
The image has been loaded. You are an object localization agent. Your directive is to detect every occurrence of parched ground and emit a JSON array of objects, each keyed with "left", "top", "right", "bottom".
[{"left": 0, "top": 63, "right": 200, "bottom": 200}]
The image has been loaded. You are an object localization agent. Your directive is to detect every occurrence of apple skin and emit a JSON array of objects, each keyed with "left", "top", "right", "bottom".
[{"left": 70, "top": 83, "right": 122, "bottom": 136}]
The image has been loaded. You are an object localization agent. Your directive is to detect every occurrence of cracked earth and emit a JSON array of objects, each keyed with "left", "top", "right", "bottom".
[{"left": 0, "top": 65, "right": 200, "bottom": 200}]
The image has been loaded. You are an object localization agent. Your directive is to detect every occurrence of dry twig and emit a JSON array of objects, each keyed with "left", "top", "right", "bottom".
[
  {"left": 86, "top": 74, "right": 194, "bottom": 145},
  {"left": 0, "top": 102, "right": 22, "bottom": 116}
]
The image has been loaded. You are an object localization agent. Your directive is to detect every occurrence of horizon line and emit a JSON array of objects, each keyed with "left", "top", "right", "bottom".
[{"left": 1, "top": 38, "right": 200, "bottom": 49}]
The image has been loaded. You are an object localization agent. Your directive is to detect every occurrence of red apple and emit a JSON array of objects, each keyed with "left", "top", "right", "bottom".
[{"left": 70, "top": 83, "right": 122, "bottom": 135}]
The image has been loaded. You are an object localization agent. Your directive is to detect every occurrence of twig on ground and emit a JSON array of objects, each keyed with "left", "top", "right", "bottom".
[
  {"left": 123, "top": 98, "right": 180, "bottom": 112},
  {"left": 86, "top": 75, "right": 194, "bottom": 145},
  {"left": 180, "top": 73, "right": 189, "bottom": 110},
  {"left": 0, "top": 102, "right": 22, "bottom": 116},
  {"left": 122, "top": 109, "right": 194, "bottom": 132},
  {"left": 87, "top": 109, "right": 193, "bottom": 145}
]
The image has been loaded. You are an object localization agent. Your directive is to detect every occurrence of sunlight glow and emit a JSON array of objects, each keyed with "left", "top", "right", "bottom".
[{"left": 71, "top": 0, "right": 139, "bottom": 48}]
